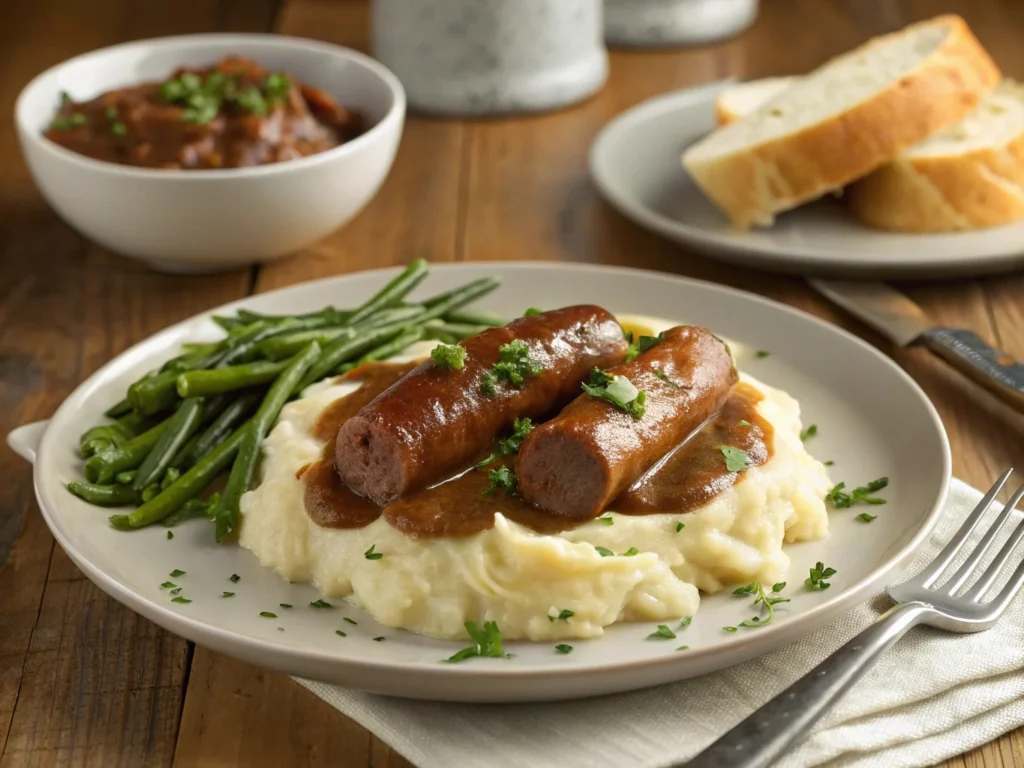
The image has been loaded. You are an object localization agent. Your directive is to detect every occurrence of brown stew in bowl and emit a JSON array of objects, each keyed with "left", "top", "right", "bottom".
[{"left": 44, "top": 56, "right": 365, "bottom": 169}]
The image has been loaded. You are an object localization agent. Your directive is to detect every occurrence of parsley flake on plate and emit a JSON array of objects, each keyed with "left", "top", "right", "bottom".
[
  {"left": 648, "top": 624, "right": 676, "bottom": 640},
  {"left": 445, "top": 621, "right": 511, "bottom": 663},
  {"left": 858, "top": 512, "right": 878, "bottom": 523},
  {"left": 676, "top": 521, "right": 685, "bottom": 532},
  {"left": 169, "top": 569, "right": 186, "bottom": 578},
  {"left": 364, "top": 544, "right": 384, "bottom": 560},
  {"left": 310, "top": 599, "right": 333, "bottom": 609},
  {"left": 221, "top": 592, "right": 234, "bottom": 598},
  {"left": 755, "top": 350, "right": 771, "bottom": 359},
  {"left": 799, "top": 424, "right": 818, "bottom": 441},
  {"left": 260, "top": 611, "right": 277, "bottom": 619},
  {"left": 431, "top": 343, "right": 467, "bottom": 371},
  {"left": 581, "top": 368, "right": 647, "bottom": 419},
  {"left": 555, "top": 644, "right": 574, "bottom": 654},
  {"left": 166, "top": 531, "right": 173, "bottom": 540},
  {"left": 484, "top": 466, "right": 517, "bottom": 496},
  {"left": 621, "top": 547, "right": 639, "bottom": 557},
  {"left": 478, "top": 418, "right": 534, "bottom": 468},
  {"left": 335, "top": 630, "right": 347, "bottom": 637},
  {"left": 718, "top": 445, "right": 752, "bottom": 473},
  {"left": 676, "top": 646, "right": 690, "bottom": 651},
  {"left": 549, "top": 609, "right": 574, "bottom": 622},
  {"left": 230, "top": 574, "right": 241, "bottom": 583},
  {"left": 171, "top": 596, "right": 191, "bottom": 604},
  {"left": 594, "top": 546, "right": 614, "bottom": 557},
  {"left": 732, "top": 582, "right": 790, "bottom": 629},
  {"left": 827, "top": 477, "right": 888, "bottom": 508},
  {"left": 344, "top": 617, "right": 358, "bottom": 625},
  {"left": 160, "top": 581, "right": 176, "bottom": 589},
  {"left": 373, "top": 637, "right": 386, "bottom": 642},
  {"left": 806, "top": 562, "right": 837, "bottom": 591},
  {"left": 279, "top": 603, "right": 293, "bottom": 609},
  {"left": 597, "top": 515, "right": 614, "bottom": 526},
  {"left": 679, "top": 616, "right": 692, "bottom": 628}
]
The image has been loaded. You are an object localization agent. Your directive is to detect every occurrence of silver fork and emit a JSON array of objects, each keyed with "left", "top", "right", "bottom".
[{"left": 686, "top": 469, "right": 1024, "bottom": 768}]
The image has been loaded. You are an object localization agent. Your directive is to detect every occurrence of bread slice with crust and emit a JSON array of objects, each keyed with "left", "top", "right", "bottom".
[
  {"left": 715, "top": 77, "right": 796, "bottom": 126},
  {"left": 846, "top": 79, "right": 1024, "bottom": 232},
  {"left": 682, "top": 15, "right": 1001, "bottom": 228}
]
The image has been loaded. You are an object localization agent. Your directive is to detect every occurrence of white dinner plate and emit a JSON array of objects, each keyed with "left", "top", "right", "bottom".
[
  {"left": 589, "top": 80, "right": 1024, "bottom": 279},
  {"left": 8, "top": 262, "right": 950, "bottom": 702}
]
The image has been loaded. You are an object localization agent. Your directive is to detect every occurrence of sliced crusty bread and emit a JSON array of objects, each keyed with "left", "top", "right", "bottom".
[
  {"left": 682, "top": 15, "right": 1001, "bottom": 228},
  {"left": 715, "top": 77, "right": 796, "bottom": 125},
  {"left": 846, "top": 80, "right": 1024, "bottom": 232}
]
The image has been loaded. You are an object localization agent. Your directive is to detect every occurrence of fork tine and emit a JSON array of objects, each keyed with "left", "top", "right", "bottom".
[
  {"left": 982, "top": 538, "right": 1024, "bottom": 617},
  {"left": 964, "top": 513, "right": 1024, "bottom": 602},
  {"left": 916, "top": 469, "right": 1013, "bottom": 588},
  {"left": 941, "top": 482, "right": 1024, "bottom": 595}
]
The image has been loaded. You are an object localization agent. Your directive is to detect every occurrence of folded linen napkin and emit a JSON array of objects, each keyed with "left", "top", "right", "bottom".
[{"left": 296, "top": 479, "right": 1024, "bottom": 768}]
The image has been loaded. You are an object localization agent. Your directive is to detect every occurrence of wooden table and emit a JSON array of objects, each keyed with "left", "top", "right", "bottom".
[{"left": 2, "top": 0, "right": 1023, "bottom": 765}]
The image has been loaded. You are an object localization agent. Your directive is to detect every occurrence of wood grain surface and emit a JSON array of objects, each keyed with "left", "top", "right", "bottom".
[{"left": 0, "top": 0, "right": 1022, "bottom": 766}]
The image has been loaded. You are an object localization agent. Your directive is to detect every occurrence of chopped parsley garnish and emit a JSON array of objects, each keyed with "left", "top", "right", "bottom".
[
  {"left": 524, "top": 307, "right": 543, "bottom": 316},
  {"left": 595, "top": 546, "right": 615, "bottom": 557},
  {"left": 806, "top": 561, "right": 837, "bottom": 591},
  {"left": 171, "top": 596, "right": 191, "bottom": 604},
  {"left": 160, "top": 582, "right": 176, "bottom": 589},
  {"left": 50, "top": 112, "right": 88, "bottom": 130},
  {"left": 235, "top": 85, "right": 268, "bottom": 116},
  {"left": 230, "top": 574, "right": 241, "bottom": 583},
  {"left": 549, "top": 609, "right": 574, "bottom": 622},
  {"left": 723, "top": 626, "right": 738, "bottom": 632},
  {"left": 59, "top": 91, "right": 72, "bottom": 107},
  {"left": 648, "top": 624, "right": 676, "bottom": 640},
  {"left": 169, "top": 569, "right": 186, "bottom": 578},
  {"left": 495, "top": 340, "right": 541, "bottom": 385},
  {"left": 653, "top": 370, "right": 682, "bottom": 389},
  {"left": 343, "top": 617, "right": 358, "bottom": 625},
  {"left": 445, "top": 621, "right": 511, "bottom": 663},
  {"left": 738, "top": 419, "right": 752, "bottom": 427},
  {"left": 166, "top": 531, "right": 173, "bottom": 540},
  {"left": 431, "top": 343, "right": 467, "bottom": 371},
  {"left": 170, "top": 588, "right": 182, "bottom": 596},
  {"left": 858, "top": 512, "right": 877, "bottom": 523},
  {"left": 621, "top": 547, "right": 639, "bottom": 557},
  {"left": 732, "top": 582, "right": 790, "bottom": 628},
  {"left": 279, "top": 603, "right": 293, "bottom": 609},
  {"left": 676, "top": 646, "right": 690, "bottom": 651},
  {"left": 478, "top": 418, "right": 534, "bottom": 467},
  {"left": 335, "top": 630, "right": 347, "bottom": 637},
  {"left": 309, "top": 599, "right": 333, "bottom": 609},
  {"left": 260, "top": 611, "right": 277, "bottom": 618},
  {"left": 480, "top": 370, "right": 498, "bottom": 396},
  {"left": 679, "top": 616, "right": 692, "bottom": 628},
  {"left": 719, "top": 445, "right": 752, "bottom": 472},
  {"left": 827, "top": 477, "right": 889, "bottom": 508},
  {"left": 625, "top": 333, "right": 665, "bottom": 363},
  {"left": 676, "top": 521, "right": 685, "bottom": 532},
  {"left": 364, "top": 545, "right": 384, "bottom": 560},
  {"left": 597, "top": 515, "right": 614, "bottom": 526},
  {"left": 484, "top": 466, "right": 517, "bottom": 495},
  {"left": 373, "top": 637, "right": 386, "bottom": 642},
  {"left": 221, "top": 592, "right": 235, "bottom": 598},
  {"left": 159, "top": 69, "right": 291, "bottom": 125},
  {"left": 581, "top": 368, "right": 647, "bottom": 419},
  {"left": 264, "top": 72, "right": 292, "bottom": 104},
  {"left": 755, "top": 350, "right": 771, "bottom": 359},
  {"left": 555, "top": 644, "right": 573, "bottom": 654},
  {"left": 824, "top": 460, "right": 835, "bottom": 467},
  {"left": 800, "top": 424, "right": 818, "bottom": 441}
]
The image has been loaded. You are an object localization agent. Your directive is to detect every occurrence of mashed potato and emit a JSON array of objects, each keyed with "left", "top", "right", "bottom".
[{"left": 239, "top": 321, "right": 831, "bottom": 641}]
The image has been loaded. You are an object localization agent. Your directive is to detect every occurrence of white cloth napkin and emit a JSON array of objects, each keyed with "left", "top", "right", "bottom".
[{"left": 296, "top": 479, "right": 1024, "bottom": 768}]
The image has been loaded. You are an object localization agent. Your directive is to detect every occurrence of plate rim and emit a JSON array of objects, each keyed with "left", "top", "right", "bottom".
[
  {"left": 26, "top": 261, "right": 953, "bottom": 692},
  {"left": 589, "top": 82, "right": 1024, "bottom": 278}
]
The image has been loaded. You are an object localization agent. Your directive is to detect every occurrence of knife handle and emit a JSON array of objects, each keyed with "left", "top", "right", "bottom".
[{"left": 921, "top": 328, "right": 1024, "bottom": 415}]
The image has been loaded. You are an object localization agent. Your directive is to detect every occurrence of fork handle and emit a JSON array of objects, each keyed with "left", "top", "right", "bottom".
[{"left": 684, "top": 601, "right": 933, "bottom": 768}]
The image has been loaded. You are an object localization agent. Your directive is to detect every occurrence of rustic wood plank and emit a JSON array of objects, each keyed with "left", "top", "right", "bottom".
[
  {"left": 173, "top": 3, "right": 466, "bottom": 765},
  {"left": 0, "top": 0, "right": 279, "bottom": 765}
]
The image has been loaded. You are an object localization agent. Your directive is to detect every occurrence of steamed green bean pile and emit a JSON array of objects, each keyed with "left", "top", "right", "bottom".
[{"left": 67, "top": 260, "right": 503, "bottom": 542}]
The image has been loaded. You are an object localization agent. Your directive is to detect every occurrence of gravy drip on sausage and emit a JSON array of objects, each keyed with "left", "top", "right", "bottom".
[{"left": 302, "top": 364, "right": 773, "bottom": 537}]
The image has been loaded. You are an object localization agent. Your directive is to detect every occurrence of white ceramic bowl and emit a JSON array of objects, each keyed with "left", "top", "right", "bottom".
[{"left": 15, "top": 34, "right": 406, "bottom": 273}]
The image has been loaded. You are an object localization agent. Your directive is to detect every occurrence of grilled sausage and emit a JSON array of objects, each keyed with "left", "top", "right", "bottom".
[
  {"left": 516, "top": 326, "right": 737, "bottom": 520},
  {"left": 335, "top": 305, "right": 628, "bottom": 505}
]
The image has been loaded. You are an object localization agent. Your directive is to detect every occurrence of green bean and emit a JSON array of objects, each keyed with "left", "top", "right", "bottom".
[
  {"left": 85, "top": 419, "right": 171, "bottom": 483},
  {"left": 104, "top": 398, "right": 133, "bottom": 418},
  {"left": 177, "top": 360, "right": 287, "bottom": 398},
  {"left": 181, "top": 341, "right": 222, "bottom": 355},
  {"left": 298, "top": 324, "right": 412, "bottom": 390},
  {"left": 211, "top": 315, "right": 245, "bottom": 331},
  {"left": 132, "top": 397, "right": 206, "bottom": 490},
  {"left": 422, "top": 327, "right": 459, "bottom": 345},
  {"left": 115, "top": 470, "right": 136, "bottom": 485},
  {"left": 423, "top": 321, "right": 489, "bottom": 342},
  {"left": 443, "top": 309, "right": 505, "bottom": 327},
  {"left": 353, "top": 326, "right": 425, "bottom": 366},
  {"left": 184, "top": 393, "right": 261, "bottom": 467},
  {"left": 80, "top": 423, "right": 132, "bottom": 457},
  {"left": 161, "top": 467, "right": 181, "bottom": 490},
  {"left": 356, "top": 305, "right": 426, "bottom": 330},
  {"left": 214, "top": 343, "right": 321, "bottom": 542},
  {"left": 109, "top": 419, "right": 252, "bottom": 530},
  {"left": 345, "top": 259, "right": 429, "bottom": 326},
  {"left": 169, "top": 432, "right": 202, "bottom": 472},
  {"left": 255, "top": 327, "right": 353, "bottom": 361},
  {"left": 127, "top": 370, "right": 183, "bottom": 415},
  {"left": 416, "top": 277, "right": 501, "bottom": 322},
  {"left": 142, "top": 484, "right": 160, "bottom": 502},
  {"left": 68, "top": 481, "right": 141, "bottom": 507},
  {"left": 236, "top": 307, "right": 351, "bottom": 325},
  {"left": 115, "top": 409, "right": 155, "bottom": 436},
  {"left": 162, "top": 493, "right": 220, "bottom": 528}
]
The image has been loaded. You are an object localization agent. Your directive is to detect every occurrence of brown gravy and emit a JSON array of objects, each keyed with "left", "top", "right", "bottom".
[{"left": 302, "top": 363, "right": 773, "bottom": 538}]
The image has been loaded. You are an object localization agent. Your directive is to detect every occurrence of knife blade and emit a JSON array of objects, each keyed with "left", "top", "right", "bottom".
[{"left": 809, "top": 279, "right": 1024, "bottom": 414}]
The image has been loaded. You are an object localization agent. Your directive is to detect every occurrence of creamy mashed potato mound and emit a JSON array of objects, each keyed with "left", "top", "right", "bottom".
[{"left": 240, "top": 322, "right": 831, "bottom": 641}]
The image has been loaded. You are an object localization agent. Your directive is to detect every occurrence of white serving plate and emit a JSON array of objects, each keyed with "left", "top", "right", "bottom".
[
  {"left": 8, "top": 262, "right": 950, "bottom": 703},
  {"left": 589, "top": 80, "right": 1024, "bottom": 279}
]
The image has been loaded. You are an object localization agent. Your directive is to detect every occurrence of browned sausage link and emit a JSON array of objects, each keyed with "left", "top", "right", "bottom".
[
  {"left": 335, "top": 305, "right": 629, "bottom": 505},
  {"left": 516, "top": 326, "right": 738, "bottom": 521}
]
